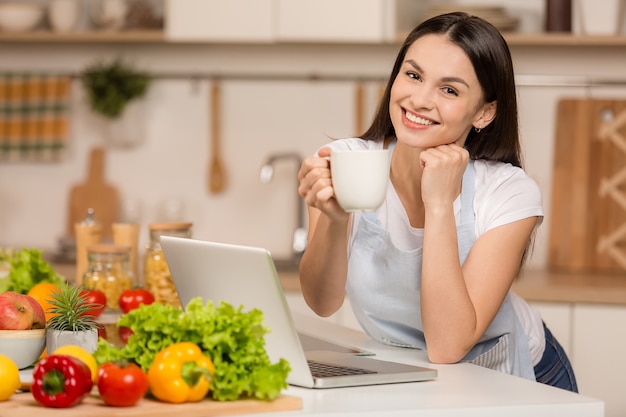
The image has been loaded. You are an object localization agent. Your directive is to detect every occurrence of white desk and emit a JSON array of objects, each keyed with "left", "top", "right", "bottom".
[{"left": 247, "top": 314, "right": 604, "bottom": 417}]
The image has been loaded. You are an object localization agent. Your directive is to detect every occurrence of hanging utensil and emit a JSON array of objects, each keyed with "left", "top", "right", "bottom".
[
  {"left": 208, "top": 79, "right": 226, "bottom": 194},
  {"left": 354, "top": 81, "right": 365, "bottom": 137}
]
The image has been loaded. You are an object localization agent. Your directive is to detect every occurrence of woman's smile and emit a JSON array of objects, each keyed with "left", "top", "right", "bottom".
[{"left": 404, "top": 109, "right": 436, "bottom": 127}]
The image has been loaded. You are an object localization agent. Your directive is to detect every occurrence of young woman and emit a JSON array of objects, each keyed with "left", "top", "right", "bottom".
[{"left": 297, "top": 12, "right": 577, "bottom": 392}]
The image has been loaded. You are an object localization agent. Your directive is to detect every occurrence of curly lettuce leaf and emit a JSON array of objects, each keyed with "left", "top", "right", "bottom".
[
  {"left": 1, "top": 248, "right": 65, "bottom": 293},
  {"left": 93, "top": 298, "right": 290, "bottom": 401}
]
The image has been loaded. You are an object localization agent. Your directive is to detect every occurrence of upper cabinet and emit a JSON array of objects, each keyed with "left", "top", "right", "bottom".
[
  {"left": 165, "top": 0, "right": 425, "bottom": 43},
  {"left": 275, "top": 0, "right": 422, "bottom": 43},
  {"left": 165, "top": 0, "right": 274, "bottom": 42}
]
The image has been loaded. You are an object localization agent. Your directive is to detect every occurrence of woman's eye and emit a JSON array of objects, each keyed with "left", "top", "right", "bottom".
[
  {"left": 406, "top": 71, "right": 421, "bottom": 81},
  {"left": 443, "top": 87, "right": 459, "bottom": 96}
]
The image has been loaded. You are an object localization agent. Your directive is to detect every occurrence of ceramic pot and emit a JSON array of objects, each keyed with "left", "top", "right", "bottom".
[
  {"left": 545, "top": 0, "right": 572, "bottom": 32},
  {"left": 46, "top": 328, "right": 98, "bottom": 354},
  {"left": 102, "top": 98, "right": 147, "bottom": 148},
  {"left": 91, "top": 0, "right": 127, "bottom": 31},
  {"left": 49, "top": 0, "right": 81, "bottom": 33},
  {"left": 577, "top": 0, "right": 624, "bottom": 35}
]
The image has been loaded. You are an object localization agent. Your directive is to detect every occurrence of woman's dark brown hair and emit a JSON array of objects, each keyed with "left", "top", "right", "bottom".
[{"left": 361, "top": 12, "right": 523, "bottom": 168}]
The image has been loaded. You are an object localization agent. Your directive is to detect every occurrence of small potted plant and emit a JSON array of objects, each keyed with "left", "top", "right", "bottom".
[
  {"left": 81, "top": 58, "right": 150, "bottom": 119},
  {"left": 46, "top": 284, "right": 101, "bottom": 354},
  {"left": 81, "top": 58, "right": 151, "bottom": 147}
]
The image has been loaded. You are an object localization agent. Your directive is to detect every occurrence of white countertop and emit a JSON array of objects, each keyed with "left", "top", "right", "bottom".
[{"left": 252, "top": 314, "right": 604, "bottom": 417}]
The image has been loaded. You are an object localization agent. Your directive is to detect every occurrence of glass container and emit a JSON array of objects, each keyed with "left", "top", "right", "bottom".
[
  {"left": 144, "top": 222, "right": 192, "bottom": 308},
  {"left": 83, "top": 244, "right": 134, "bottom": 310}
]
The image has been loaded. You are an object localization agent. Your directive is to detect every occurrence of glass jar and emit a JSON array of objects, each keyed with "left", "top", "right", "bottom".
[
  {"left": 144, "top": 222, "right": 192, "bottom": 308},
  {"left": 83, "top": 244, "right": 134, "bottom": 310}
]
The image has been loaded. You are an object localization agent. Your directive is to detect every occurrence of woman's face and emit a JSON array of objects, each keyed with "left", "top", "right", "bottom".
[{"left": 389, "top": 34, "right": 495, "bottom": 149}]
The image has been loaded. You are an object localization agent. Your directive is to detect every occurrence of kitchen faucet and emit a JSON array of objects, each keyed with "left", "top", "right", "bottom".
[{"left": 260, "top": 153, "right": 307, "bottom": 267}]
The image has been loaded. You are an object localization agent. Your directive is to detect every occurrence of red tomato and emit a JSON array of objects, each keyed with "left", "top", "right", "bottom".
[
  {"left": 97, "top": 324, "right": 108, "bottom": 340},
  {"left": 80, "top": 289, "right": 107, "bottom": 318},
  {"left": 118, "top": 288, "right": 155, "bottom": 314},
  {"left": 97, "top": 361, "right": 149, "bottom": 407},
  {"left": 118, "top": 326, "right": 134, "bottom": 345}
]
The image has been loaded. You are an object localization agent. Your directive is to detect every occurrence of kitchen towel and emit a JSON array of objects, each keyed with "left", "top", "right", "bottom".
[{"left": 0, "top": 73, "right": 71, "bottom": 162}]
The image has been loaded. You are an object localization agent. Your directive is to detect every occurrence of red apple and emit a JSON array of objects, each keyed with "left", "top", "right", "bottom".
[
  {"left": 0, "top": 291, "right": 34, "bottom": 330},
  {"left": 23, "top": 294, "right": 46, "bottom": 329}
]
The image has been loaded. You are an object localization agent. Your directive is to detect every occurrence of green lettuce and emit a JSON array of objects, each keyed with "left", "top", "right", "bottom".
[
  {"left": 93, "top": 298, "right": 290, "bottom": 401},
  {"left": 0, "top": 248, "right": 65, "bottom": 293}
]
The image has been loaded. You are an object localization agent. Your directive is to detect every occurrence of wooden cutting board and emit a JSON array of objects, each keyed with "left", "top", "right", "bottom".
[
  {"left": 0, "top": 392, "right": 302, "bottom": 417},
  {"left": 67, "top": 147, "right": 119, "bottom": 240},
  {"left": 549, "top": 98, "right": 626, "bottom": 273}
]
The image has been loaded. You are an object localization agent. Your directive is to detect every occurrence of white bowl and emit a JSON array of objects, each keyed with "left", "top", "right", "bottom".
[
  {"left": 0, "top": 329, "right": 46, "bottom": 369},
  {"left": 0, "top": 3, "right": 44, "bottom": 33}
]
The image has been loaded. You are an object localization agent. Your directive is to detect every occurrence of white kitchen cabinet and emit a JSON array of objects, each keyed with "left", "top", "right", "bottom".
[
  {"left": 529, "top": 301, "right": 573, "bottom": 356},
  {"left": 276, "top": 0, "right": 425, "bottom": 43},
  {"left": 572, "top": 304, "right": 626, "bottom": 417},
  {"left": 165, "top": 0, "right": 274, "bottom": 42},
  {"left": 166, "top": 0, "right": 426, "bottom": 43}
]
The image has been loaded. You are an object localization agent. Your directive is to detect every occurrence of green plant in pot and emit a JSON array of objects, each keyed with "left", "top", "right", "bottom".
[
  {"left": 46, "top": 284, "right": 101, "bottom": 354},
  {"left": 81, "top": 59, "right": 151, "bottom": 119}
]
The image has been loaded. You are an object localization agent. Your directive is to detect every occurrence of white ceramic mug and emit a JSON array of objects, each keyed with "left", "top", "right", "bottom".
[{"left": 330, "top": 149, "right": 390, "bottom": 212}]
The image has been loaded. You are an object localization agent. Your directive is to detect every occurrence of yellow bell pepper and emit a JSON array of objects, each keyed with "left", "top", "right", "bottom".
[{"left": 147, "top": 342, "right": 214, "bottom": 403}]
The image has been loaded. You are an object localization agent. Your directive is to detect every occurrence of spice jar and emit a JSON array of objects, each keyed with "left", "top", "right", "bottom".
[
  {"left": 144, "top": 222, "right": 192, "bottom": 308},
  {"left": 83, "top": 244, "right": 134, "bottom": 310},
  {"left": 74, "top": 208, "right": 103, "bottom": 285}
]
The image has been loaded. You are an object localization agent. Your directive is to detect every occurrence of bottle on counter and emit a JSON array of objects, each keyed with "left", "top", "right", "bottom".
[
  {"left": 144, "top": 222, "right": 192, "bottom": 308},
  {"left": 74, "top": 208, "right": 103, "bottom": 285},
  {"left": 112, "top": 222, "right": 140, "bottom": 283},
  {"left": 83, "top": 244, "right": 134, "bottom": 310}
]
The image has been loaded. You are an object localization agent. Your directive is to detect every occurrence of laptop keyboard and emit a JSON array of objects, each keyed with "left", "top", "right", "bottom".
[{"left": 308, "top": 360, "right": 377, "bottom": 378}]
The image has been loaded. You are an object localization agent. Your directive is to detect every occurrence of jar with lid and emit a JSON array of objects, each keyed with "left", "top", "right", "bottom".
[
  {"left": 83, "top": 244, "right": 134, "bottom": 310},
  {"left": 144, "top": 222, "right": 192, "bottom": 308}
]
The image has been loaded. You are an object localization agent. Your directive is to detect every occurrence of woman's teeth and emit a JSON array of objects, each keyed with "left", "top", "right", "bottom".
[{"left": 405, "top": 112, "right": 434, "bottom": 125}]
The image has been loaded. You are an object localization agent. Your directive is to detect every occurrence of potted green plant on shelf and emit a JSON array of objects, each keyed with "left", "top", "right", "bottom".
[
  {"left": 46, "top": 284, "right": 101, "bottom": 354},
  {"left": 81, "top": 59, "right": 151, "bottom": 147},
  {"left": 81, "top": 58, "right": 150, "bottom": 119}
]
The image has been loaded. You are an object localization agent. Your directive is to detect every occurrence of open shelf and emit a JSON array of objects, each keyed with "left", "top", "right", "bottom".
[{"left": 0, "top": 30, "right": 625, "bottom": 47}]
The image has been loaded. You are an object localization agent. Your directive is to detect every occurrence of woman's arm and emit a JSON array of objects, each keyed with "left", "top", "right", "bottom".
[
  {"left": 422, "top": 214, "right": 537, "bottom": 363},
  {"left": 297, "top": 148, "right": 351, "bottom": 317},
  {"left": 298, "top": 207, "right": 350, "bottom": 316},
  {"left": 419, "top": 143, "right": 537, "bottom": 364}
]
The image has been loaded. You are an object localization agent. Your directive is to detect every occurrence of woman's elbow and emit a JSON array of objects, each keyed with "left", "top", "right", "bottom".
[
  {"left": 426, "top": 345, "right": 469, "bottom": 365},
  {"left": 303, "top": 294, "right": 343, "bottom": 318}
]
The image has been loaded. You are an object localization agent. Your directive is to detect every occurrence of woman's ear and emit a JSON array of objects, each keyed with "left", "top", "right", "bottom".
[{"left": 474, "top": 101, "right": 497, "bottom": 130}]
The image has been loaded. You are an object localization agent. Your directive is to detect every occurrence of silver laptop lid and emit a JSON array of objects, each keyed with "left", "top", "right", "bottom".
[{"left": 159, "top": 235, "right": 315, "bottom": 387}]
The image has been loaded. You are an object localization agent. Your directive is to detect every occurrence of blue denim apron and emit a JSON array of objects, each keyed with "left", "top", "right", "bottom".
[{"left": 345, "top": 160, "right": 535, "bottom": 380}]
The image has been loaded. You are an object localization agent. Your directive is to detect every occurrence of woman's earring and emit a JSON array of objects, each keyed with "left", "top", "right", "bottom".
[{"left": 474, "top": 126, "right": 482, "bottom": 133}]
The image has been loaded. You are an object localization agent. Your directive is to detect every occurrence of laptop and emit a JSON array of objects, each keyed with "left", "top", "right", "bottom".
[{"left": 159, "top": 236, "right": 438, "bottom": 388}]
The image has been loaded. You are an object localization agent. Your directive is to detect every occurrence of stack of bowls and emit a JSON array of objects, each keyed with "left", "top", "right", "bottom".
[{"left": 0, "top": 3, "right": 44, "bottom": 33}]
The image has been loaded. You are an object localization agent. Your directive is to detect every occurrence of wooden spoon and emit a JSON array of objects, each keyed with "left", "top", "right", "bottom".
[
  {"left": 208, "top": 80, "right": 226, "bottom": 194},
  {"left": 354, "top": 81, "right": 365, "bottom": 136}
]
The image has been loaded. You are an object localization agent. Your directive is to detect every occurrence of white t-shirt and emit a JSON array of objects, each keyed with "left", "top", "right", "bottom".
[{"left": 320, "top": 138, "right": 546, "bottom": 365}]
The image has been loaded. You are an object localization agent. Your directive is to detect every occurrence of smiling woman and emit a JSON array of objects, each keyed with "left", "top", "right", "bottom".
[{"left": 296, "top": 11, "right": 577, "bottom": 393}]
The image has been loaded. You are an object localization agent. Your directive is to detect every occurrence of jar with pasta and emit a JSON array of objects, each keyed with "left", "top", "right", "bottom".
[
  {"left": 83, "top": 244, "right": 134, "bottom": 310},
  {"left": 144, "top": 222, "right": 192, "bottom": 308}
]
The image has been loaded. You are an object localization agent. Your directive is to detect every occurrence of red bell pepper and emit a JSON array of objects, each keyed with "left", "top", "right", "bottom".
[{"left": 31, "top": 354, "right": 93, "bottom": 408}]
